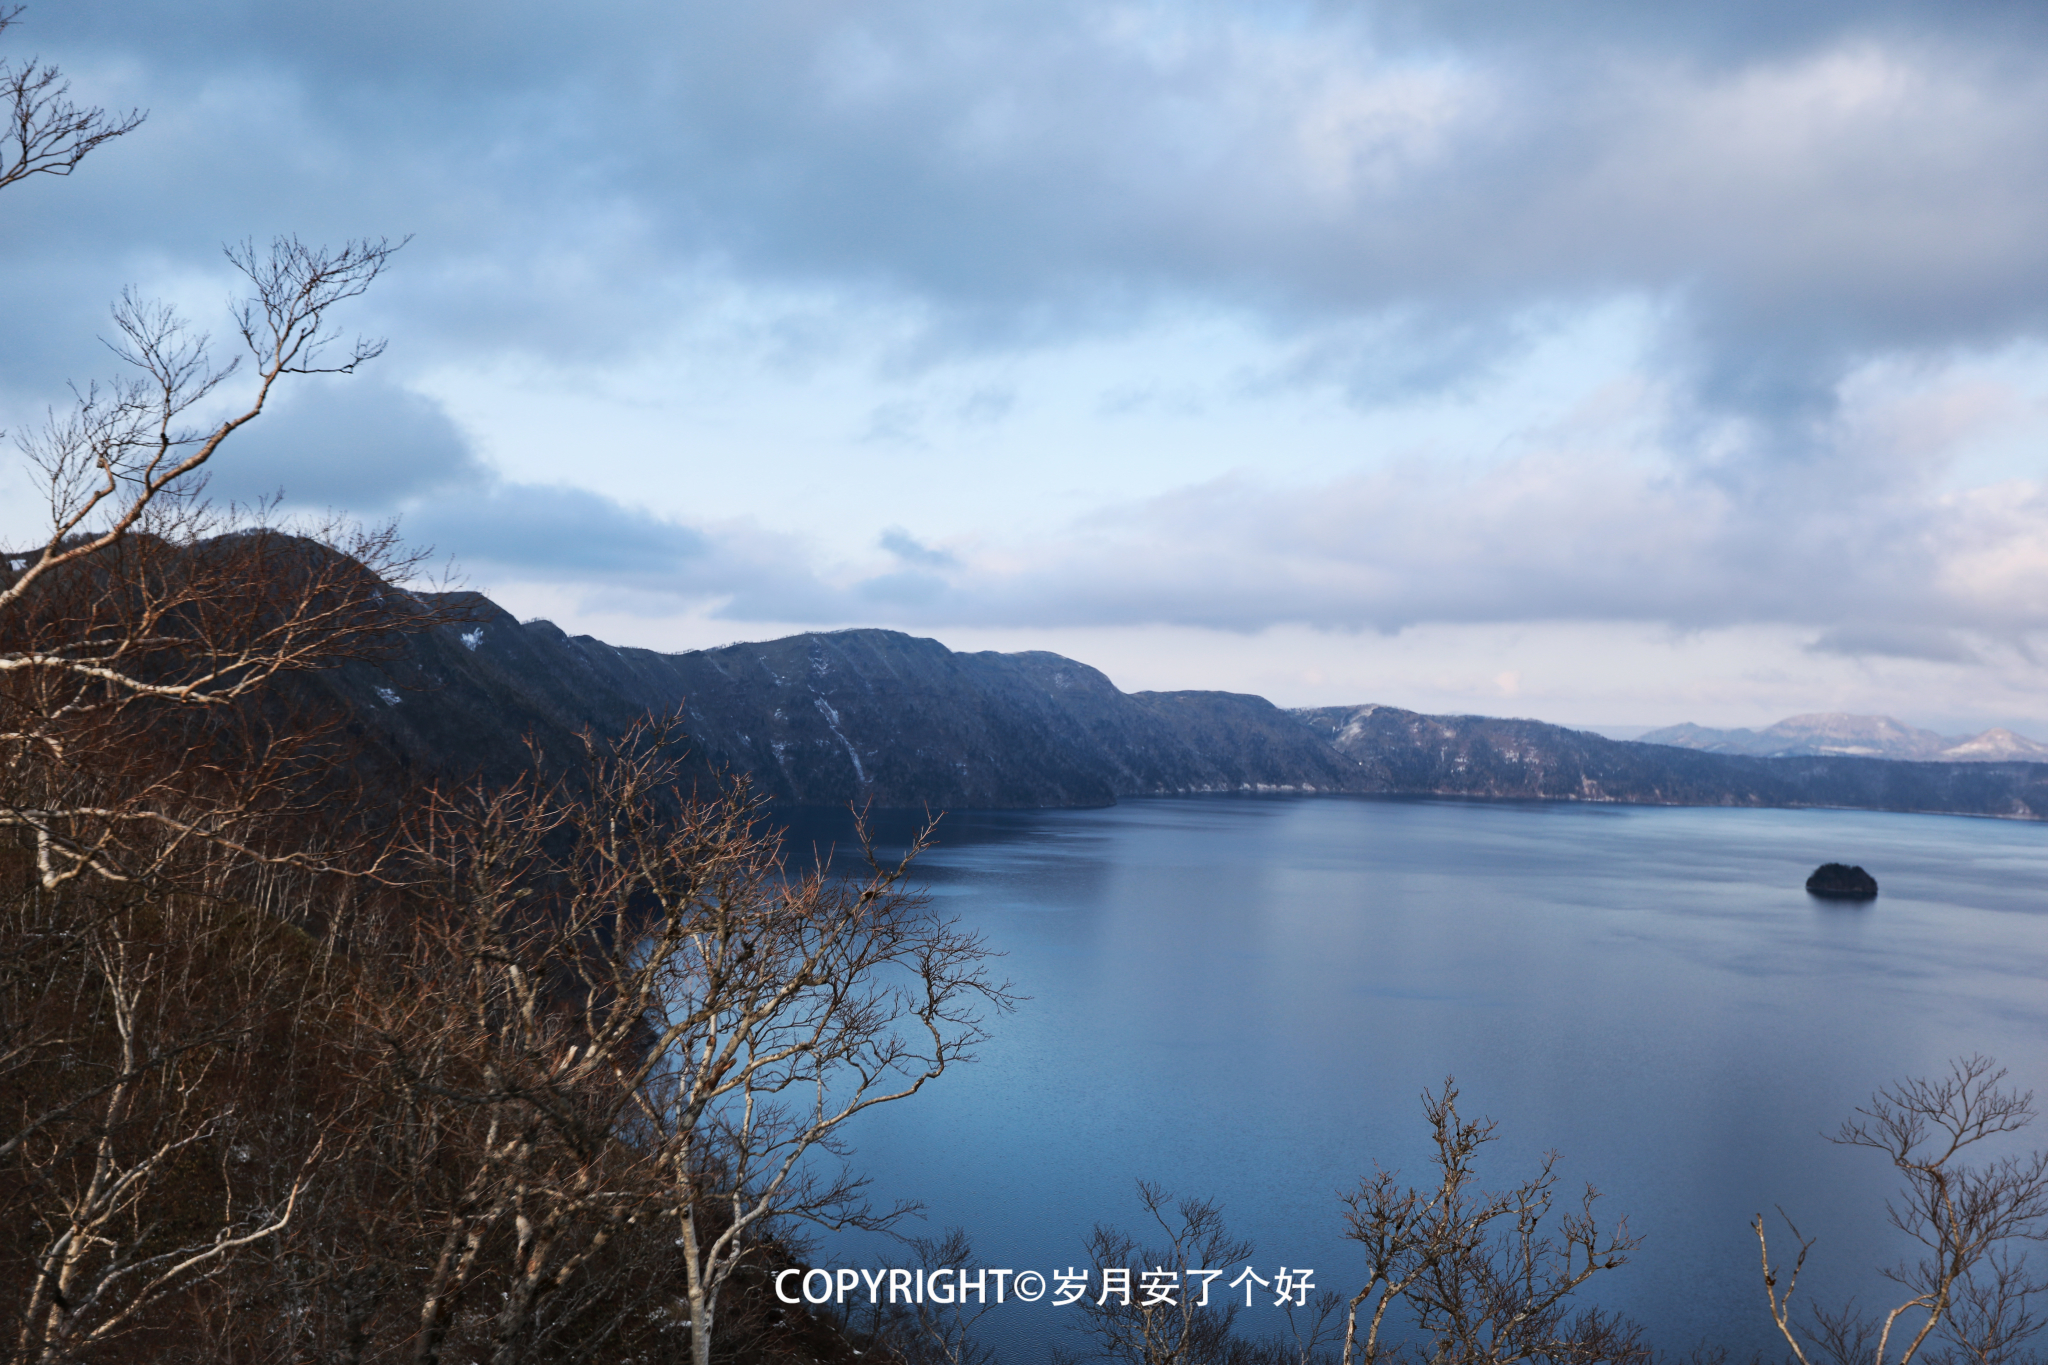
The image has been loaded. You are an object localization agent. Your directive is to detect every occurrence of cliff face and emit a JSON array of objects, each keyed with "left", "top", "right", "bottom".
[{"left": 299, "top": 600, "right": 2048, "bottom": 820}]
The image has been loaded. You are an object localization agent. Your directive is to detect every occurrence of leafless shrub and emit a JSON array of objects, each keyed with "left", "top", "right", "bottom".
[
  {"left": 1054, "top": 1182, "right": 1258, "bottom": 1365},
  {"left": 1339, "top": 1081, "right": 1644, "bottom": 1365},
  {"left": 838, "top": 1228, "right": 1004, "bottom": 1365},
  {"left": 1757, "top": 1056, "right": 2048, "bottom": 1365}
]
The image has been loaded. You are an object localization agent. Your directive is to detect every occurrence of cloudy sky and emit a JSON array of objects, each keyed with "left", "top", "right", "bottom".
[{"left": 8, "top": 1, "right": 2048, "bottom": 733}]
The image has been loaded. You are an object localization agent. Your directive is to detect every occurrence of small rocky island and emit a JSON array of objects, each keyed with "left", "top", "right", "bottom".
[{"left": 1806, "top": 863, "right": 1879, "bottom": 900}]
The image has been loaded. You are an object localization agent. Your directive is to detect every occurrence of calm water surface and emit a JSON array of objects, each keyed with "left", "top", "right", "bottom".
[{"left": 784, "top": 796, "right": 2048, "bottom": 1359}]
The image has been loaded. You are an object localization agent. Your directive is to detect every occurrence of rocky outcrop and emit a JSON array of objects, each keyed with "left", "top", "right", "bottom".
[{"left": 1806, "top": 863, "right": 1879, "bottom": 899}]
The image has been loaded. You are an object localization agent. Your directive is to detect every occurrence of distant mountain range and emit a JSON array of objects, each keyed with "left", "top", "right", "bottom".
[
  {"left": 1638, "top": 714, "right": 2048, "bottom": 762},
  {"left": 290, "top": 590, "right": 2048, "bottom": 822}
]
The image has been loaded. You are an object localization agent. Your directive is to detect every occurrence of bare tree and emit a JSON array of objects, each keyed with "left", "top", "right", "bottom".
[
  {"left": 354, "top": 742, "right": 683, "bottom": 1365},
  {"left": 1, "top": 17, "right": 427, "bottom": 893},
  {"left": 1341, "top": 1086, "right": 1492, "bottom": 1365},
  {"left": 0, "top": 24, "right": 456, "bottom": 1359},
  {"left": 1339, "top": 1081, "right": 1643, "bottom": 1365},
  {"left": 625, "top": 785, "right": 1010, "bottom": 1365},
  {"left": 1, "top": 233, "right": 423, "bottom": 892},
  {"left": 0, "top": 28, "right": 1009, "bottom": 1364},
  {"left": 1756, "top": 1056, "right": 2048, "bottom": 1365},
  {"left": 841, "top": 1228, "right": 1005, "bottom": 1365},
  {"left": 348, "top": 722, "right": 1007, "bottom": 1365},
  {"left": 0, "top": 206, "right": 429, "bottom": 1359},
  {"left": 1, "top": 884, "right": 330, "bottom": 1365},
  {"left": 1057, "top": 1182, "right": 1257, "bottom": 1365}
]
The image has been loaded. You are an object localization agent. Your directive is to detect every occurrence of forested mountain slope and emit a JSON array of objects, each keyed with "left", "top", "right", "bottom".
[
  {"left": 301, "top": 592, "right": 2048, "bottom": 819},
  {"left": 1298, "top": 704, "right": 2048, "bottom": 819}
]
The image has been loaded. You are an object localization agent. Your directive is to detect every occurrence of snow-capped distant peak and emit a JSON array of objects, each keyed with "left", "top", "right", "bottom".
[
  {"left": 1938, "top": 728, "right": 2048, "bottom": 762},
  {"left": 1639, "top": 713, "right": 2048, "bottom": 763}
]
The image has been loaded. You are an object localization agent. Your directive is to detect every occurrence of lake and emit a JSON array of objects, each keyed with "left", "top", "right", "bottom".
[{"left": 784, "top": 795, "right": 2048, "bottom": 1360}]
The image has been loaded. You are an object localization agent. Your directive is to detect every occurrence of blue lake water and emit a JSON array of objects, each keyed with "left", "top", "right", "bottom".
[{"left": 783, "top": 796, "right": 2048, "bottom": 1360}]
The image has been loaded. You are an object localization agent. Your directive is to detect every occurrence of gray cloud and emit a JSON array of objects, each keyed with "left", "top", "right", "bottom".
[
  {"left": 646, "top": 430, "right": 2048, "bottom": 646},
  {"left": 1807, "top": 624, "right": 1983, "bottom": 663},
  {"left": 16, "top": 0, "right": 2048, "bottom": 418},
  {"left": 878, "top": 528, "right": 958, "bottom": 569},
  {"left": 1366, "top": 2, "right": 2048, "bottom": 65},
  {"left": 191, "top": 378, "right": 729, "bottom": 594},
  {"left": 13, "top": 0, "right": 2048, "bottom": 662},
  {"left": 205, "top": 377, "right": 488, "bottom": 512},
  {"left": 404, "top": 483, "right": 711, "bottom": 578},
  {"left": 165, "top": 373, "right": 2035, "bottom": 654}
]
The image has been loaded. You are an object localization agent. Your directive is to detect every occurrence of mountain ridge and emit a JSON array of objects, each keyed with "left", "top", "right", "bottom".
[
  {"left": 294, "top": 601, "right": 2048, "bottom": 821},
  {"left": 1638, "top": 713, "right": 2048, "bottom": 762}
]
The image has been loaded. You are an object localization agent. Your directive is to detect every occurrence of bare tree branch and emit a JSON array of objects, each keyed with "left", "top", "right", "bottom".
[
  {"left": 1758, "top": 1056, "right": 2048, "bottom": 1365},
  {"left": 0, "top": 8, "right": 143, "bottom": 196}
]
